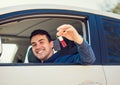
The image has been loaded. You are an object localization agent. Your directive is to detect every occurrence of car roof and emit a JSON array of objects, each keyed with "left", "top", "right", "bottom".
[{"left": 0, "top": 3, "right": 120, "bottom": 19}]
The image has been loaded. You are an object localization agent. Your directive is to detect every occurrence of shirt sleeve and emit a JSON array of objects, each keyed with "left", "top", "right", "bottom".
[{"left": 75, "top": 40, "right": 96, "bottom": 65}]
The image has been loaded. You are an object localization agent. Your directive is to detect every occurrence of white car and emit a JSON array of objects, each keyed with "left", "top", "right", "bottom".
[{"left": 0, "top": 2, "right": 120, "bottom": 85}]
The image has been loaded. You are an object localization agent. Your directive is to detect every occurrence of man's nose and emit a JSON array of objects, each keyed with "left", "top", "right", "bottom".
[{"left": 35, "top": 44, "right": 42, "bottom": 50}]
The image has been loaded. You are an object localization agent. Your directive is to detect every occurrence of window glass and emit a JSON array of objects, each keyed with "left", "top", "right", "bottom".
[
  {"left": 103, "top": 19, "right": 120, "bottom": 64},
  {"left": 0, "top": 44, "right": 18, "bottom": 63}
]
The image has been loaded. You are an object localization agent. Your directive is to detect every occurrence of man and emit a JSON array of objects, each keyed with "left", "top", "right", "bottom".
[{"left": 30, "top": 24, "right": 96, "bottom": 64}]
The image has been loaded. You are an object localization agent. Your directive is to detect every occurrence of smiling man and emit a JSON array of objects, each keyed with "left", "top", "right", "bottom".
[{"left": 30, "top": 24, "right": 96, "bottom": 64}]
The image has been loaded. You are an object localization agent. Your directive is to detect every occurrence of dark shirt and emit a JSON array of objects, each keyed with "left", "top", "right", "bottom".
[{"left": 28, "top": 40, "right": 96, "bottom": 64}]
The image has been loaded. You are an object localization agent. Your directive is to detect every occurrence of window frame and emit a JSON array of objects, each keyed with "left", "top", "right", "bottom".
[{"left": 0, "top": 9, "right": 95, "bottom": 65}]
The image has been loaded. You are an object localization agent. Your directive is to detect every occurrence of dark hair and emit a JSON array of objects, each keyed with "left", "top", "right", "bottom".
[{"left": 30, "top": 29, "right": 52, "bottom": 42}]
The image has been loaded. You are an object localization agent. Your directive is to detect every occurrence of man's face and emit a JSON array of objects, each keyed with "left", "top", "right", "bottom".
[{"left": 31, "top": 34, "right": 53, "bottom": 62}]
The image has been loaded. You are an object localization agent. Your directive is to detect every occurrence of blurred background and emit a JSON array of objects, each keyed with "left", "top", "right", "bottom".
[
  {"left": 0, "top": 0, "right": 120, "bottom": 14},
  {"left": 98, "top": 0, "right": 120, "bottom": 14}
]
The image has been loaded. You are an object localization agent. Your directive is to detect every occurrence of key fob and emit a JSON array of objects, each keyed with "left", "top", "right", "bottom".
[{"left": 53, "top": 39, "right": 61, "bottom": 51}]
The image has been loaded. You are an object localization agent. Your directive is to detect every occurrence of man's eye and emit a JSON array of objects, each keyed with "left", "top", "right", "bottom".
[
  {"left": 32, "top": 44, "right": 36, "bottom": 47},
  {"left": 40, "top": 42, "right": 44, "bottom": 44}
]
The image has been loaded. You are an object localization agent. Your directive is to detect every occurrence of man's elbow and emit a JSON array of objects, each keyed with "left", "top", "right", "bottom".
[{"left": 82, "top": 57, "right": 96, "bottom": 65}]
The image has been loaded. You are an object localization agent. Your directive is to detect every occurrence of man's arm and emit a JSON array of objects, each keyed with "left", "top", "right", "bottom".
[
  {"left": 56, "top": 24, "right": 96, "bottom": 64},
  {"left": 75, "top": 40, "right": 96, "bottom": 64}
]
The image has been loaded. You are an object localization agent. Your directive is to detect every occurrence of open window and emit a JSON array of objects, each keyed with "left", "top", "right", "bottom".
[{"left": 0, "top": 10, "right": 90, "bottom": 64}]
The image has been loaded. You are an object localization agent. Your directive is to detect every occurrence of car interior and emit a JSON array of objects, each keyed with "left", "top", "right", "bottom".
[{"left": 0, "top": 15, "right": 87, "bottom": 63}]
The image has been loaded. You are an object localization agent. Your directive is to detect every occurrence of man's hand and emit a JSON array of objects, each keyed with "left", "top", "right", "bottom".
[{"left": 56, "top": 24, "right": 83, "bottom": 44}]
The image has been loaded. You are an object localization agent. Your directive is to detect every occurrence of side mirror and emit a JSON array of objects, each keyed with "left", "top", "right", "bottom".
[{"left": 0, "top": 37, "right": 2, "bottom": 57}]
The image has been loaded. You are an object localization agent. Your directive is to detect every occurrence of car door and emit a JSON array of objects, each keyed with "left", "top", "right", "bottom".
[
  {"left": 97, "top": 15, "right": 120, "bottom": 85},
  {"left": 0, "top": 5, "right": 106, "bottom": 85}
]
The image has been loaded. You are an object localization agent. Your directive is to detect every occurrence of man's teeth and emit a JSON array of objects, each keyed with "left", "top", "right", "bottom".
[{"left": 38, "top": 50, "right": 43, "bottom": 54}]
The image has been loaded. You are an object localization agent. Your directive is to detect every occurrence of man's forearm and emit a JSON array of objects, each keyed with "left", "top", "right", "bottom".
[{"left": 76, "top": 40, "right": 96, "bottom": 65}]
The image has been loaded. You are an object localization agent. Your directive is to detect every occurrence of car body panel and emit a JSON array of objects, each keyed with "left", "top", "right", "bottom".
[{"left": 0, "top": 65, "right": 105, "bottom": 85}]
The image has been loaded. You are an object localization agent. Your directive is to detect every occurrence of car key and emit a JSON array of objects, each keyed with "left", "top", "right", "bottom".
[{"left": 58, "top": 36, "right": 67, "bottom": 48}]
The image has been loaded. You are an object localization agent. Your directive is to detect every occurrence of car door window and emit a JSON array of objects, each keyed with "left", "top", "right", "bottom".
[{"left": 0, "top": 12, "right": 89, "bottom": 64}]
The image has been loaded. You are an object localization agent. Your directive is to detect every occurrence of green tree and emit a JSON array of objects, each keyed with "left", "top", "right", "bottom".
[{"left": 111, "top": 3, "right": 120, "bottom": 14}]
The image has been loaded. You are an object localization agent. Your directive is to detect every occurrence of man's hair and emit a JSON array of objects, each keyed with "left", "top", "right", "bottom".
[{"left": 30, "top": 29, "right": 52, "bottom": 42}]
